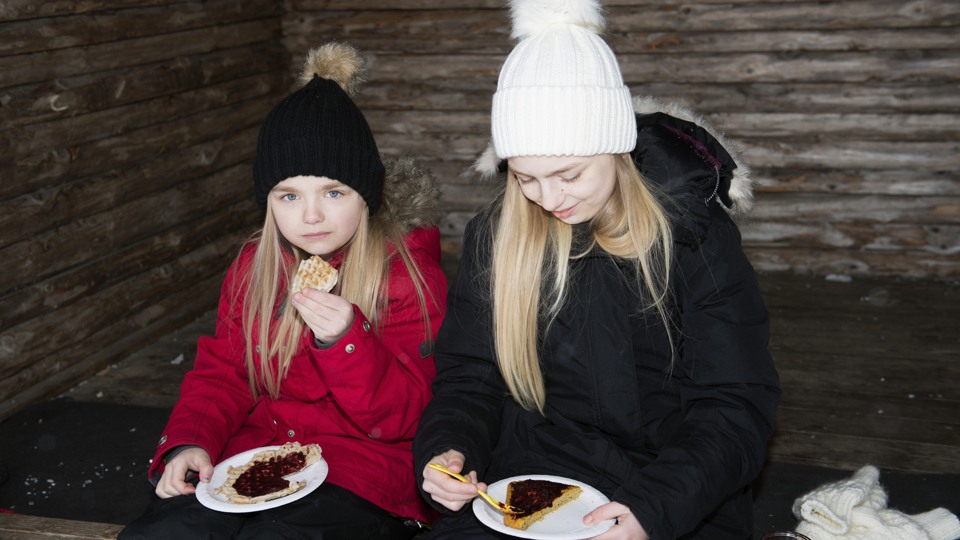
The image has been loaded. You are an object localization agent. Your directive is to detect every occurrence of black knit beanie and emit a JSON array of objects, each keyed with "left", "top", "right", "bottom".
[{"left": 253, "top": 43, "right": 385, "bottom": 214}]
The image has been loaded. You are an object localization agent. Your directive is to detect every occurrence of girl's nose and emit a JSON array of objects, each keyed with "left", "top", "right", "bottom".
[
  {"left": 304, "top": 201, "right": 324, "bottom": 224},
  {"left": 538, "top": 180, "right": 564, "bottom": 211}
]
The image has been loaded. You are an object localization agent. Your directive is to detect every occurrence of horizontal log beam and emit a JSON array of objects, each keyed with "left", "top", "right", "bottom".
[
  {"left": 0, "top": 20, "right": 281, "bottom": 86},
  {"left": 1, "top": 45, "right": 282, "bottom": 130},
  {"left": 361, "top": 109, "right": 960, "bottom": 140},
  {"left": 287, "top": 2, "right": 960, "bottom": 34},
  {"left": 0, "top": 236, "right": 238, "bottom": 396},
  {"left": 0, "top": 275, "right": 221, "bottom": 420},
  {"left": 4, "top": 74, "right": 275, "bottom": 161},
  {"left": 1, "top": 0, "right": 279, "bottom": 56},
  {"left": 0, "top": 164, "right": 251, "bottom": 294},
  {"left": 1, "top": 198, "right": 258, "bottom": 330},
  {"left": 357, "top": 51, "right": 960, "bottom": 85},
  {"left": 354, "top": 81, "right": 960, "bottom": 114},
  {"left": 744, "top": 246, "right": 959, "bottom": 279},
  {"left": 4, "top": 98, "right": 272, "bottom": 200},
  {"left": 0, "top": 0, "right": 180, "bottom": 23},
  {"left": 0, "top": 127, "right": 258, "bottom": 249}
]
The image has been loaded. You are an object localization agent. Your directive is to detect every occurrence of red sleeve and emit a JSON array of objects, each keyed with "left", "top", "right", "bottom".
[
  {"left": 310, "top": 228, "right": 447, "bottom": 442},
  {"left": 148, "top": 250, "right": 255, "bottom": 479}
]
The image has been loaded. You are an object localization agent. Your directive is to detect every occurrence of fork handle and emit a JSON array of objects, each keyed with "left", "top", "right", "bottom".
[
  {"left": 427, "top": 462, "right": 469, "bottom": 483},
  {"left": 427, "top": 463, "right": 521, "bottom": 514}
]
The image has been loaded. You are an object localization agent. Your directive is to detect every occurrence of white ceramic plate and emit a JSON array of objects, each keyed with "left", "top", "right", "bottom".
[
  {"left": 472, "top": 475, "right": 616, "bottom": 539},
  {"left": 196, "top": 445, "right": 329, "bottom": 513}
]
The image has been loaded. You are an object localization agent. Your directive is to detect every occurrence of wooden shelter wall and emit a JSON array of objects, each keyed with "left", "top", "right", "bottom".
[
  {"left": 1, "top": 0, "right": 957, "bottom": 419},
  {"left": 283, "top": 0, "right": 960, "bottom": 279},
  {"left": 0, "top": 1, "right": 288, "bottom": 418}
]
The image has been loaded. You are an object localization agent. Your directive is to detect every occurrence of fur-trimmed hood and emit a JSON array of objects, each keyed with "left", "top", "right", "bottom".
[
  {"left": 381, "top": 156, "right": 441, "bottom": 232},
  {"left": 631, "top": 96, "right": 753, "bottom": 216},
  {"left": 472, "top": 97, "right": 754, "bottom": 218}
]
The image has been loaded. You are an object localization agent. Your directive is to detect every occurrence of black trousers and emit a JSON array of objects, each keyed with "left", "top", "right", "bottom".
[{"left": 119, "top": 483, "right": 422, "bottom": 540}]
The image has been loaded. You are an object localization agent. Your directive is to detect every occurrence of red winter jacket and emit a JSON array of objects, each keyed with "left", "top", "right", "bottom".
[{"left": 149, "top": 226, "right": 447, "bottom": 522}]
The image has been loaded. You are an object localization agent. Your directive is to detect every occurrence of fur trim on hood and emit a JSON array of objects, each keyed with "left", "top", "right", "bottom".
[
  {"left": 472, "top": 98, "right": 754, "bottom": 218},
  {"left": 381, "top": 156, "right": 441, "bottom": 232},
  {"left": 632, "top": 96, "right": 753, "bottom": 216}
]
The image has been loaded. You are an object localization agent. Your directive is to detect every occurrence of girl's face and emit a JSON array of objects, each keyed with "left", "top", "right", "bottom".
[
  {"left": 269, "top": 175, "right": 366, "bottom": 258},
  {"left": 509, "top": 154, "right": 617, "bottom": 224}
]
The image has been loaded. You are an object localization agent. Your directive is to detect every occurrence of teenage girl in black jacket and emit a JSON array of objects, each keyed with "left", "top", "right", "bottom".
[{"left": 413, "top": 1, "right": 780, "bottom": 538}]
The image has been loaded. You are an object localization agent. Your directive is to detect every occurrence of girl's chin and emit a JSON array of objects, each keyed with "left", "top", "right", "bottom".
[
  {"left": 553, "top": 213, "right": 589, "bottom": 225},
  {"left": 293, "top": 242, "right": 334, "bottom": 258}
]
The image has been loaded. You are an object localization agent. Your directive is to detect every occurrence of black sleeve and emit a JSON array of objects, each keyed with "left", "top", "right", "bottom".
[
  {"left": 613, "top": 111, "right": 780, "bottom": 538},
  {"left": 412, "top": 214, "right": 508, "bottom": 513},
  {"left": 614, "top": 205, "right": 781, "bottom": 539}
]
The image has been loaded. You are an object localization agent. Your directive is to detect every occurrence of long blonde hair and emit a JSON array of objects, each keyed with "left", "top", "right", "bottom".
[
  {"left": 238, "top": 199, "right": 435, "bottom": 399},
  {"left": 490, "top": 153, "right": 673, "bottom": 413}
]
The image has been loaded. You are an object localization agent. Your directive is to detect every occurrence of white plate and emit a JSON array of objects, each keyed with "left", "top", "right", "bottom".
[
  {"left": 473, "top": 475, "right": 616, "bottom": 539},
  {"left": 196, "top": 445, "right": 329, "bottom": 513}
]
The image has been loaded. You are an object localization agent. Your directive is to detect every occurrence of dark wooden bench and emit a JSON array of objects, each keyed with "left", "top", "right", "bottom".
[{"left": 0, "top": 513, "right": 122, "bottom": 539}]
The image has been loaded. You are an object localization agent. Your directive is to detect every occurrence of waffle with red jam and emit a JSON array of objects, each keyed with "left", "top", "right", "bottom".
[
  {"left": 503, "top": 478, "right": 583, "bottom": 530},
  {"left": 214, "top": 442, "right": 322, "bottom": 504}
]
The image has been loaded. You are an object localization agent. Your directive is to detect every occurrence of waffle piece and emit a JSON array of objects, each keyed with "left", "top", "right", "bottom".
[
  {"left": 503, "top": 478, "right": 583, "bottom": 530},
  {"left": 291, "top": 255, "right": 338, "bottom": 294},
  {"left": 214, "top": 442, "right": 322, "bottom": 505}
]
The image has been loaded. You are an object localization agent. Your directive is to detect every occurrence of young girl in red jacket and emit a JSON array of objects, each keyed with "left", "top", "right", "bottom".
[{"left": 120, "top": 43, "right": 447, "bottom": 539}]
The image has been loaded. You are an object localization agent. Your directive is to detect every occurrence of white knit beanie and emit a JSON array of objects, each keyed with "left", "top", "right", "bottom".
[{"left": 491, "top": 0, "right": 636, "bottom": 159}]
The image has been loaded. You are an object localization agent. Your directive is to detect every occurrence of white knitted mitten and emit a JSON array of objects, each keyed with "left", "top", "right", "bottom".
[
  {"left": 912, "top": 508, "right": 960, "bottom": 540},
  {"left": 792, "top": 465, "right": 887, "bottom": 534},
  {"left": 797, "top": 506, "right": 926, "bottom": 539},
  {"left": 793, "top": 465, "right": 960, "bottom": 540}
]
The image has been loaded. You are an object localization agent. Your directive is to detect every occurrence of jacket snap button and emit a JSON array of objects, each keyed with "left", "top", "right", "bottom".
[
  {"left": 345, "top": 344, "right": 355, "bottom": 353},
  {"left": 362, "top": 321, "right": 370, "bottom": 332},
  {"left": 158, "top": 435, "right": 167, "bottom": 446},
  {"left": 256, "top": 345, "right": 261, "bottom": 353},
  {"left": 287, "top": 429, "right": 295, "bottom": 438}
]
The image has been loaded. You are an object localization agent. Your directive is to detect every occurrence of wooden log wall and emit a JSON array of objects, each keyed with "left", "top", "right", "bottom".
[
  {"left": 0, "top": 1, "right": 289, "bottom": 420},
  {"left": 1, "top": 1, "right": 957, "bottom": 420},
  {"left": 284, "top": 0, "right": 960, "bottom": 280}
]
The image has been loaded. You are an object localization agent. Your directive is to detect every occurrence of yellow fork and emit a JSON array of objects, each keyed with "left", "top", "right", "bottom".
[{"left": 427, "top": 462, "right": 523, "bottom": 514}]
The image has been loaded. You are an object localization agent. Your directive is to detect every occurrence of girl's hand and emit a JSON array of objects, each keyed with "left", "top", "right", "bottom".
[
  {"left": 422, "top": 450, "right": 486, "bottom": 512},
  {"left": 155, "top": 447, "right": 213, "bottom": 498},
  {"left": 292, "top": 287, "right": 355, "bottom": 343},
  {"left": 583, "top": 502, "right": 650, "bottom": 540}
]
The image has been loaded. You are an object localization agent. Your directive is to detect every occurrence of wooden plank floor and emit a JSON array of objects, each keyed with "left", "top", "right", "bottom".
[
  {"left": 62, "top": 271, "right": 960, "bottom": 475},
  {"left": 761, "top": 274, "right": 959, "bottom": 475}
]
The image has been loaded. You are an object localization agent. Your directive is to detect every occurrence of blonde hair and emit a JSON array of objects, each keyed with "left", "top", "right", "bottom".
[
  {"left": 238, "top": 198, "right": 435, "bottom": 399},
  {"left": 490, "top": 153, "right": 673, "bottom": 413}
]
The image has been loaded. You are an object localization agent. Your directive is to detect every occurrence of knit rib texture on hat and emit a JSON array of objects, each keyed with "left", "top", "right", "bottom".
[
  {"left": 253, "top": 43, "right": 384, "bottom": 214},
  {"left": 491, "top": 0, "right": 636, "bottom": 159}
]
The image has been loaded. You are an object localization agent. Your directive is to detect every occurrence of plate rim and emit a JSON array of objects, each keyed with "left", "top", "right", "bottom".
[
  {"left": 472, "top": 474, "right": 616, "bottom": 539},
  {"left": 195, "top": 444, "right": 328, "bottom": 513}
]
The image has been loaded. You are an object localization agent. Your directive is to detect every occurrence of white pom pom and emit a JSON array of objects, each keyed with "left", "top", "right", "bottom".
[{"left": 509, "top": 0, "right": 606, "bottom": 40}]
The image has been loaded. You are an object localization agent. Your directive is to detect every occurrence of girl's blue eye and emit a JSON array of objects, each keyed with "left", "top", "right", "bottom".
[
  {"left": 327, "top": 190, "right": 343, "bottom": 198},
  {"left": 281, "top": 193, "right": 297, "bottom": 201}
]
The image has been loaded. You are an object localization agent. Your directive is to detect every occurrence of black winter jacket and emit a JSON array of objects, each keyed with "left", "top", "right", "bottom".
[{"left": 414, "top": 99, "right": 781, "bottom": 539}]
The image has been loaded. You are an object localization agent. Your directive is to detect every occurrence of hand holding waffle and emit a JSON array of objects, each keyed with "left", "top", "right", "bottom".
[{"left": 291, "top": 256, "right": 354, "bottom": 343}]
